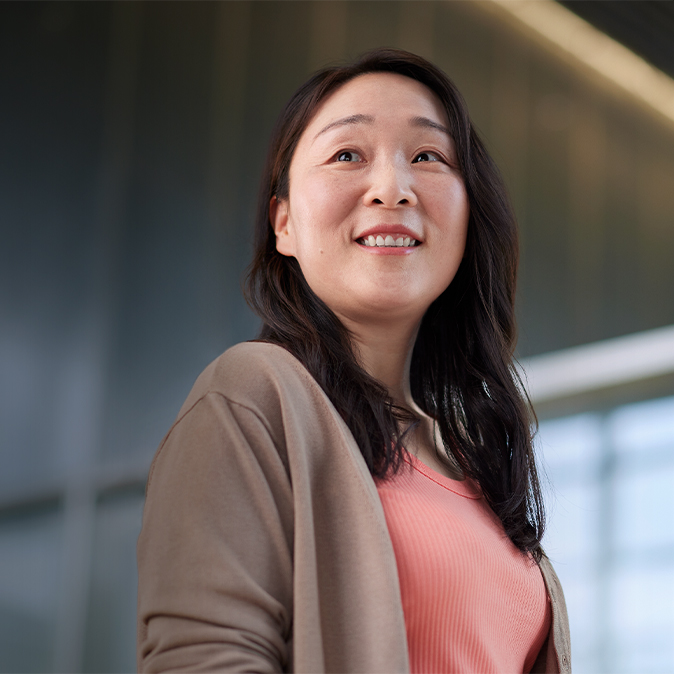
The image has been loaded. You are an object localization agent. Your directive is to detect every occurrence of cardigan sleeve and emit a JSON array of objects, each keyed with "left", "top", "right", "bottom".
[{"left": 137, "top": 391, "right": 295, "bottom": 673}]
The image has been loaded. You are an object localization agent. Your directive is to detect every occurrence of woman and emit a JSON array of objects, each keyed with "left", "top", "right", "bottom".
[{"left": 137, "top": 48, "right": 570, "bottom": 673}]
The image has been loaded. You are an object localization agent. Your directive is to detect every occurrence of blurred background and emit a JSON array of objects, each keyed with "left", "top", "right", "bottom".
[{"left": 1, "top": 1, "right": 673, "bottom": 672}]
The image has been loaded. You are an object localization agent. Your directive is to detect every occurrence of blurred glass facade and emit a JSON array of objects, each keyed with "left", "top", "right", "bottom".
[
  {"left": 539, "top": 396, "right": 674, "bottom": 672},
  {"left": 1, "top": 2, "right": 673, "bottom": 672}
]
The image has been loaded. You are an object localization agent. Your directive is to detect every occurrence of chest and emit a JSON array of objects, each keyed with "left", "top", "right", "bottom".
[{"left": 376, "top": 456, "right": 551, "bottom": 673}]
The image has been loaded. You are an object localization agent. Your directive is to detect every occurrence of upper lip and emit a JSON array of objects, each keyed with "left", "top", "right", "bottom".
[{"left": 355, "top": 224, "right": 422, "bottom": 242}]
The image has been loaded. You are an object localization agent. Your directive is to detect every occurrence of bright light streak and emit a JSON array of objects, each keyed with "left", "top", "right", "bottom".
[
  {"left": 521, "top": 325, "right": 674, "bottom": 402},
  {"left": 489, "top": 0, "right": 674, "bottom": 127}
]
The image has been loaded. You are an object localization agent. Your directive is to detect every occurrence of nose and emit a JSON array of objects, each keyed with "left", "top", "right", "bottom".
[{"left": 363, "top": 157, "right": 418, "bottom": 208}]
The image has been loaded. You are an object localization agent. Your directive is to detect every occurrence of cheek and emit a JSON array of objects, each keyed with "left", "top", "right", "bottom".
[
  {"left": 291, "top": 175, "right": 359, "bottom": 243},
  {"left": 429, "top": 186, "right": 469, "bottom": 288},
  {"left": 293, "top": 190, "right": 334, "bottom": 229},
  {"left": 435, "top": 183, "right": 469, "bottom": 243}
]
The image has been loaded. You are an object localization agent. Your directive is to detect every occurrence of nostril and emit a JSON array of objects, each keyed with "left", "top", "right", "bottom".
[{"left": 373, "top": 198, "right": 383, "bottom": 204}]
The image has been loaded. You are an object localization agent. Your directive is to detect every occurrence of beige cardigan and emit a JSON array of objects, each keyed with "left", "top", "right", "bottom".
[{"left": 137, "top": 342, "right": 571, "bottom": 673}]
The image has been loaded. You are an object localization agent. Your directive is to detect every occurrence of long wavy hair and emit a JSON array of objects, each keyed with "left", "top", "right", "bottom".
[{"left": 245, "top": 48, "right": 544, "bottom": 557}]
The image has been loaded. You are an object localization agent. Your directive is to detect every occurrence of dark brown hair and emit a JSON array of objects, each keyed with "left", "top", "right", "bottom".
[{"left": 245, "top": 48, "right": 544, "bottom": 557}]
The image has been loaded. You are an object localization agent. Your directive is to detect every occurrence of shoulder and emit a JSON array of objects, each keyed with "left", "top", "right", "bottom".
[
  {"left": 177, "top": 341, "right": 326, "bottom": 420},
  {"left": 150, "top": 342, "right": 319, "bottom": 490},
  {"left": 165, "top": 341, "right": 354, "bottom": 474}
]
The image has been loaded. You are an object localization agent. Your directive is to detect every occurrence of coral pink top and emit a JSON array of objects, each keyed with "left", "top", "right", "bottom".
[{"left": 376, "top": 453, "right": 550, "bottom": 674}]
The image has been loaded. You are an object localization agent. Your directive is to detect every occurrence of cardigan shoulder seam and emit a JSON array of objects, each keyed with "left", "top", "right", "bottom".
[{"left": 147, "top": 389, "right": 281, "bottom": 492}]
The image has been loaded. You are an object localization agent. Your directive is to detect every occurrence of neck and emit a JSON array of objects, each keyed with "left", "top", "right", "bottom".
[
  {"left": 336, "top": 312, "right": 465, "bottom": 479},
  {"left": 340, "top": 316, "right": 420, "bottom": 408}
]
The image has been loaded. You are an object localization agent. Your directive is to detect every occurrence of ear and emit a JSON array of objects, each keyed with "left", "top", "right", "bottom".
[{"left": 270, "top": 196, "right": 296, "bottom": 257}]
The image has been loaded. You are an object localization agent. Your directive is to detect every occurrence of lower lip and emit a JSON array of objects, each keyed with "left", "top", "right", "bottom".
[{"left": 356, "top": 242, "right": 419, "bottom": 255}]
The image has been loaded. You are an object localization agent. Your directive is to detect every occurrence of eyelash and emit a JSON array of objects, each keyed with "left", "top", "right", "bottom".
[
  {"left": 335, "top": 150, "right": 362, "bottom": 162},
  {"left": 412, "top": 151, "right": 442, "bottom": 163},
  {"left": 333, "top": 150, "right": 446, "bottom": 164}
]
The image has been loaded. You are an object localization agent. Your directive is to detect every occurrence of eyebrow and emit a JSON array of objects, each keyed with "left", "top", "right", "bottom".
[
  {"left": 410, "top": 115, "right": 451, "bottom": 136},
  {"left": 314, "top": 113, "right": 452, "bottom": 140},
  {"left": 314, "top": 114, "right": 375, "bottom": 139}
]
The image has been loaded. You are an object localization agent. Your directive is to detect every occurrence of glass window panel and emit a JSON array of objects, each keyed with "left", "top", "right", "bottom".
[
  {"left": 611, "top": 395, "right": 674, "bottom": 456},
  {"left": 539, "top": 397, "right": 674, "bottom": 674},
  {"left": 538, "top": 414, "right": 604, "bottom": 673},
  {"left": 0, "top": 332, "right": 60, "bottom": 493},
  {"left": 543, "top": 482, "right": 601, "bottom": 565},
  {"left": 613, "top": 467, "right": 674, "bottom": 553},
  {"left": 0, "top": 504, "right": 63, "bottom": 673},
  {"left": 82, "top": 489, "right": 145, "bottom": 674},
  {"left": 537, "top": 413, "right": 602, "bottom": 482},
  {"left": 608, "top": 566, "right": 674, "bottom": 673}
]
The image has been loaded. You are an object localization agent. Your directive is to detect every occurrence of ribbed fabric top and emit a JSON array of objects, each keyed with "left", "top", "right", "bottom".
[{"left": 376, "top": 453, "right": 551, "bottom": 674}]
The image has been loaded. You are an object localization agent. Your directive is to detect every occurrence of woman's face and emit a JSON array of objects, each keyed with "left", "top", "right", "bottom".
[{"left": 272, "top": 72, "right": 469, "bottom": 330}]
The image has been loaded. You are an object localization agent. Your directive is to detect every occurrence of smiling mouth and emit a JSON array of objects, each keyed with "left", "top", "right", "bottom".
[{"left": 357, "top": 234, "right": 421, "bottom": 248}]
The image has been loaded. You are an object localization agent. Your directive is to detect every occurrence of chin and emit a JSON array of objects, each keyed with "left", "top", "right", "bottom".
[{"left": 344, "top": 294, "right": 430, "bottom": 325}]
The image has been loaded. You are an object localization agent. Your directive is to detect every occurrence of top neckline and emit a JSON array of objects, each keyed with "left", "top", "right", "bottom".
[{"left": 403, "top": 452, "right": 482, "bottom": 499}]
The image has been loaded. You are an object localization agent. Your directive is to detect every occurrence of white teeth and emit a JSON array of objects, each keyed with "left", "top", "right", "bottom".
[{"left": 359, "top": 233, "right": 419, "bottom": 247}]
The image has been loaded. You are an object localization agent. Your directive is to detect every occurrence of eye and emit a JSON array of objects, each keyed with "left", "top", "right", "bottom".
[
  {"left": 335, "top": 150, "right": 362, "bottom": 162},
  {"left": 412, "top": 151, "right": 441, "bottom": 163}
]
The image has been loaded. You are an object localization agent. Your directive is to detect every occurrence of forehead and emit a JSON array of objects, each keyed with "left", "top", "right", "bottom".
[{"left": 305, "top": 72, "right": 449, "bottom": 135}]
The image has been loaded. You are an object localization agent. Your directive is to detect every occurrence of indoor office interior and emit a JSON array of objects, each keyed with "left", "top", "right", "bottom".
[{"left": 1, "top": 2, "right": 673, "bottom": 672}]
